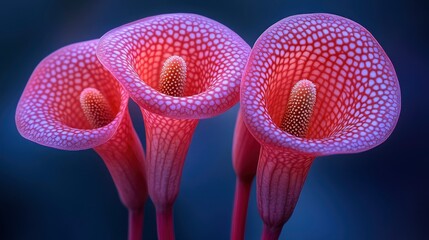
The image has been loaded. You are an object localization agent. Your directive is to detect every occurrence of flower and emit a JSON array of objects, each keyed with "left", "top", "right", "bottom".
[
  {"left": 15, "top": 40, "right": 147, "bottom": 240},
  {"left": 240, "top": 13, "right": 401, "bottom": 239},
  {"left": 97, "top": 13, "right": 251, "bottom": 239}
]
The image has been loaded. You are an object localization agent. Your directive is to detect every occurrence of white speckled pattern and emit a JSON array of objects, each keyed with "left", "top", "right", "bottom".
[
  {"left": 15, "top": 39, "right": 147, "bottom": 211},
  {"left": 15, "top": 40, "right": 129, "bottom": 150},
  {"left": 241, "top": 13, "right": 401, "bottom": 155},
  {"left": 97, "top": 13, "right": 251, "bottom": 119},
  {"left": 96, "top": 14, "right": 251, "bottom": 214}
]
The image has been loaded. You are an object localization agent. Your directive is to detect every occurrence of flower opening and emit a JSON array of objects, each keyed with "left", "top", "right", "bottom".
[{"left": 241, "top": 13, "right": 401, "bottom": 155}]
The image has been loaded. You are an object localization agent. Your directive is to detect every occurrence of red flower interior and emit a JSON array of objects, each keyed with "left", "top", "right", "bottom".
[
  {"left": 97, "top": 13, "right": 250, "bottom": 119},
  {"left": 241, "top": 13, "right": 401, "bottom": 155},
  {"left": 16, "top": 40, "right": 127, "bottom": 150},
  {"left": 16, "top": 40, "right": 148, "bottom": 239},
  {"left": 96, "top": 14, "right": 251, "bottom": 240},
  {"left": 240, "top": 13, "right": 401, "bottom": 239}
]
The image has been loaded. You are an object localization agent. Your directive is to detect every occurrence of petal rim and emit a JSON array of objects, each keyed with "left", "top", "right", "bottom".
[
  {"left": 15, "top": 40, "right": 129, "bottom": 150},
  {"left": 241, "top": 13, "right": 401, "bottom": 156},
  {"left": 96, "top": 13, "right": 251, "bottom": 119}
]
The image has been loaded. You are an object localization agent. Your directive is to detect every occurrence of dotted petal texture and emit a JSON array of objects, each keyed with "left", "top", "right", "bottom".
[
  {"left": 96, "top": 13, "right": 251, "bottom": 119},
  {"left": 16, "top": 40, "right": 129, "bottom": 150},
  {"left": 241, "top": 14, "right": 401, "bottom": 155}
]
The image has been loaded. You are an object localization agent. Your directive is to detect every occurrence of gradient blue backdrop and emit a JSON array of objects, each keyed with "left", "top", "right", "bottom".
[{"left": 1, "top": 0, "right": 427, "bottom": 239}]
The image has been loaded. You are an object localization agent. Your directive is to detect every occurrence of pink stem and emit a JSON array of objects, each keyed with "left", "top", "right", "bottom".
[
  {"left": 156, "top": 207, "right": 175, "bottom": 240},
  {"left": 261, "top": 224, "right": 282, "bottom": 240},
  {"left": 128, "top": 208, "right": 144, "bottom": 240},
  {"left": 231, "top": 177, "right": 253, "bottom": 240}
]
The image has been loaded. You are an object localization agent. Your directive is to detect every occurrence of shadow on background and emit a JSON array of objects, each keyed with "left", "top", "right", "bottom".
[{"left": 0, "top": 0, "right": 428, "bottom": 239}]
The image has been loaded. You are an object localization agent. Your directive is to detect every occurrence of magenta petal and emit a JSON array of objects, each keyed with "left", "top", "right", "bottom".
[
  {"left": 96, "top": 13, "right": 251, "bottom": 205},
  {"left": 241, "top": 13, "right": 401, "bottom": 156},
  {"left": 96, "top": 13, "right": 251, "bottom": 239},
  {"left": 240, "top": 13, "right": 401, "bottom": 237},
  {"left": 16, "top": 40, "right": 128, "bottom": 150},
  {"left": 15, "top": 40, "right": 147, "bottom": 218},
  {"left": 96, "top": 13, "right": 250, "bottom": 119}
]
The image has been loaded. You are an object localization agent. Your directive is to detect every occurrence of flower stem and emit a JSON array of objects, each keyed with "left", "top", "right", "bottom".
[
  {"left": 156, "top": 207, "right": 175, "bottom": 240},
  {"left": 128, "top": 208, "right": 144, "bottom": 240},
  {"left": 231, "top": 177, "right": 253, "bottom": 240},
  {"left": 261, "top": 224, "right": 282, "bottom": 240}
]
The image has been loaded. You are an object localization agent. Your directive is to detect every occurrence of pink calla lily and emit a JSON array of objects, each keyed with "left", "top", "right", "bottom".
[
  {"left": 240, "top": 14, "right": 401, "bottom": 239},
  {"left": 16, "top": 40, "right": 147, "bottom": 240},
  {"left": 97, "top": 13, "right": 251, "bottom": 240}
]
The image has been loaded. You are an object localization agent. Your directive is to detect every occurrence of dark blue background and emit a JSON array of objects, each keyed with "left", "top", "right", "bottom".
[{"left": 1, "top": 0, "right": 427, "bottom": 239}]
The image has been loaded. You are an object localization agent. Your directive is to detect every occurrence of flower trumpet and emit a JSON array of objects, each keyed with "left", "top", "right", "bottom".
[
  {"left": 97, "top": 14, "right": 251, "bottom": 240},
  {"left": 15, "top": 40, "right": 147, "bottom": 240},
  {"left": 240, "top": 14, "right": 401, "bottom": 239}
]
